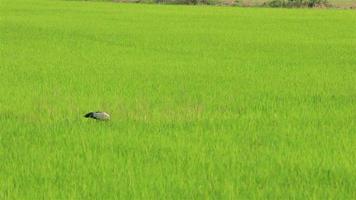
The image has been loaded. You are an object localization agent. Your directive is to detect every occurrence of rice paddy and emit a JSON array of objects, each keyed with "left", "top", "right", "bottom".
[{"left": 1, "top": 0, "right": 356, "bottom": 198}]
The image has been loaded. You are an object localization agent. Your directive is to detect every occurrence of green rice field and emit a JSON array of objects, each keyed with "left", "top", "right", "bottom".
[{"left": 1, "top": 0, "right": 356, "bottom": 199}]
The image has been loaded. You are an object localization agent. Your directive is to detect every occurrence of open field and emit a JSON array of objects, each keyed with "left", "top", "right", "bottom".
[{"left": 1, "top": 0, "right": 356, "bottom": 199}]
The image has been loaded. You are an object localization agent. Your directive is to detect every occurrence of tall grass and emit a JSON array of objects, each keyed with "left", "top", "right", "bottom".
[{"left": 1, "top": 0, "right": 356, "bottom": 199}]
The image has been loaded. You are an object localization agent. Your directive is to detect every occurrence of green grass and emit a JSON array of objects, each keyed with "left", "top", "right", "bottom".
[{"left": 1, "top": 0, "right": 356, "bottom": 199}]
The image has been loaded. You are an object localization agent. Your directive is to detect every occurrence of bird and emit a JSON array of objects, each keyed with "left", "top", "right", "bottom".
[{"left": 84, "top": 111, "right": 110, "bottom": 121}]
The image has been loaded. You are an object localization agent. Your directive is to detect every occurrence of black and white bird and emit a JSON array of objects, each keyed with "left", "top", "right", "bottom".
[{"left": 84, "top": 111, "right": 110, "bottom": 121}]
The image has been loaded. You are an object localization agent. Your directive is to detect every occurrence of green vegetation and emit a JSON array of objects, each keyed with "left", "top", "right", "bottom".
[{"left": 1, "top": 0, "right": 356, "bottom": 199}]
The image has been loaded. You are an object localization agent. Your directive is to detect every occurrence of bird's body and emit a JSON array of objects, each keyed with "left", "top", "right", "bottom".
[{"left": 84, "top": 112, "right": 110, "bottom": 121}]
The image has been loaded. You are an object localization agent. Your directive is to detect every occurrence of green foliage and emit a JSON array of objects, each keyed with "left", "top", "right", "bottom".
[{"left": 1, "top": 0, "right": 356, "bottom": 199}]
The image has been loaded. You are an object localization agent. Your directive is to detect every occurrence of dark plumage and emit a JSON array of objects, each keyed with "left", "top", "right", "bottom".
[
  {"left": 84, "top": 112, "right": 110, "bottom": 121},
  {"left": 84, "top": 112, "right": 94, "bottom": 118}
]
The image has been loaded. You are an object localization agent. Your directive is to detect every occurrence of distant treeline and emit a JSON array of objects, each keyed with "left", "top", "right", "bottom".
[
  {"left": 78, "top": 0, "right": 330, "bottom": 7},
  {"left": 264, "top": 0, "right": 329, "bottom": 7}
]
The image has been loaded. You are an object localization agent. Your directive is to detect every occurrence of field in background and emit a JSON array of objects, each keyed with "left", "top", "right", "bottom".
[
  {"left": 1, "top": 0, "right": 356, "bottom": 199},
  {"left": 68, "top": 0, "right": 356, "bottom": 8},
  {"left": 236, "top": 0, "right": 356, "bottom": 7}
]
